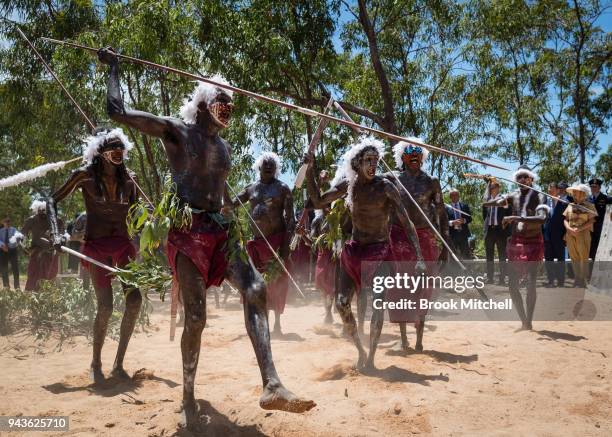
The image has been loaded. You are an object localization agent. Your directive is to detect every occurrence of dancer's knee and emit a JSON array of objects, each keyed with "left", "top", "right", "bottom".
[
  {"left": 335, "top": 293, "right": 350, "bottom": 313},
  {"left": 125, "top": 289, "right": 142, "bottom": 313},
  {"left": 244, "top": 278, "right": 266, "bottom": 307},
  {"left": 184, "top": 300, "right": 206, "bottom": 331}
]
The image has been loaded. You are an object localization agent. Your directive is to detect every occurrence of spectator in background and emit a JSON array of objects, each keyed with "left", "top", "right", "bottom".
[
  {"left": 66, "top": 212, "right": 86, "bottom": 273},
  {"left": 22, "top": 200, "right": 63, "bottom": 291},
  {"left": 546, "top": 182, "right": 570, "bottom": 287},
  {"left": 482, "top": 179, "right": 511, "bottom": 285},
  {"left": 564, "top": 184, "right": 597, "bottom": 287},
  {"left": 446, "top": 189, "right": 472, "bottom": 259},
  {"left": 543, "top": 183, "right": 559, "bottom": 287},
  {"left": 0, "top": 217, "right": 21, "bottom": 290},
  {"left": 588, "top": 178, "right": 611, "bottom": 260}
]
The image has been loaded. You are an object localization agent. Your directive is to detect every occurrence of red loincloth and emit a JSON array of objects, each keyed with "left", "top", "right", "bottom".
[
  {"left": 389, "top": 224, "right": 440, "bottom": 263},
  {"left": 506, "top": 234, "right": 544, "bottom": 279},
  {"left": 25, "top": 247, "right": 59, "bottom": 291},
  {"left": 290, "top": 239, "right": 311, "bottom": 282},
  {"left": 340, "top": 240, "right": 394, "bottom": 293},
  {"left": 246, "top": 232, "right": 289, "bottom": 313},
  {"left": 388, "top": 225, "right": 440, "bottom": 323},
  {"left": 81, "top": 236, "right": 137, "bottom": 288},
  {"left": 506, "top": 234, "right": 544, "bottom": 262},
  {"left": 167, "top": 214, "right": 228, "bottom": 290},
  {"left": 315, "top": 248, "right": 336, "bottom": 297}
]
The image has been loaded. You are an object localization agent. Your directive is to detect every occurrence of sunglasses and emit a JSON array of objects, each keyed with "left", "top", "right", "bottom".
[{"left": 404, "top": 145, "right": 423, "bottom": 155}]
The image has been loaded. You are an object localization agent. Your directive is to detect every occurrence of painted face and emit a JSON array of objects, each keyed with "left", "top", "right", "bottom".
[
  {"left": 101, "top": 143, "right": 124, "bottom": 165},
  {"left": 516, "top": 173, "right": 533, "bottom": 187},
  {"left": 201, "top": 90, "right": 234, "bottom": 128},
  {"left": 401, "top": 145, "right": 423, "bottom": 171},
  {"left": 358, "top": 150, "right": 379, "bottom": 181},
  {"left": 260, "top": 159, "right": 277, "bottom": 179}
]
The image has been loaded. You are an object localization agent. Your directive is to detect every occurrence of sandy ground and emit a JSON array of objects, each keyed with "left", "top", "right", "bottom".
[{"left": 1, "top": 286, "right": 611, "bottom": 437}]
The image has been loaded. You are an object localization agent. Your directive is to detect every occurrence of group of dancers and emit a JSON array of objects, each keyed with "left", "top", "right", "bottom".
[{"left": 11, "top": 45, "right": 554, "bottom": 431}]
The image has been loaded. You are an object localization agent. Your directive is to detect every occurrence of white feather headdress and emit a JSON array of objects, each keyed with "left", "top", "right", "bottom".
[
  {"left": 340, "top": 136, "right": 386, "bottom": 209},
  {"left": 513, "top": 166, "right": 537, "bottom": 182},
  {"left": 252, "top": 151, "right": 281, "bottom": 177},
  {"left": 82, "top": 128, "right": 133, "bottom": 164},
  {"left": 179, "top": 75, "right": 234, "bottom": 124},
  {"left": 393, "top": 139, "right": 429, "bottom": 169},
  {"left": 330, "top": 165, "right": 346, "bottom": 187},
  {"left": 30, "top": 199, "right": 47, "bottom": 214}
]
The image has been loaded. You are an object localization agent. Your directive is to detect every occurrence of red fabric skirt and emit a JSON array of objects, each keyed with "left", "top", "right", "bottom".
[
  {"left": 507, "top": 234, "right": 544, "bottom": 262},
  {"left": 290, "top": 239, "right": 311, "bottom": 281},
  {"left": 25, "top": 248, "right": 59, "bottom": 291},
  {"left": 506, "top": 234, "right": 544, "bottom": 278},
  {"left": 388, "top": 225, "right": 439, "bottom": 322},
  {"left": 246, "top": 232, "right": 289, "bottom": 313},
  {"left": 81, "top": 236, "right": 136, "bottom": 288},
  {"left": 315, "top": 248, "right": 336, "bottom": 297},
  {"left": 167, "top": 214, "right": 228, "bottom": 290},
  {"left": 340, "top": 240, "right": 394, "bottom": 294}
]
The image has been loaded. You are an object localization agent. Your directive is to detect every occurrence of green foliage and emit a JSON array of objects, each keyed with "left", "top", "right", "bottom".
[
  {"left": 127, "top": 174, "right": 192, "bottom": 255},
  {"left": 0, "top": 278, "right": 151, "bottom": 341},
  {"left": 595, "top": 144, "right": 612, "bottom": 185},
  {"left": 0, "top": 0, "right": 609, "bottom": 227},
  {"left": 116, "top": 255, "right": 172, "bottom": 301},
  {"left": 313, "top": 198, "right": 348, "bottom": 259}
]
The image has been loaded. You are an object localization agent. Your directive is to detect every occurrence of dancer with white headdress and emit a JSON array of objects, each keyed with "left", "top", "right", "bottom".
[
  {"left": 304, "top": 137, "right": 425, "bottom": 370},
  {"left": 385, "top": 140, "right": 450, "bottom": 352},
  {"left": 45, "top": 126, "right": 141, "bottom": 384},
  {"left": 98, "top": 46, "right": 314, "bottom": 431},
  {"left": 227, "top": 151, "right": 295, "bottom": 335},
  {"left": 22, "top": 200, "right": 63, "bottom": 291}
]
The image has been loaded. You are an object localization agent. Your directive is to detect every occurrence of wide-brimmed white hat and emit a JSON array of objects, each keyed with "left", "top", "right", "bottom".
[{"left": 566, "top": 183, "right": 590, "bottom": 196}]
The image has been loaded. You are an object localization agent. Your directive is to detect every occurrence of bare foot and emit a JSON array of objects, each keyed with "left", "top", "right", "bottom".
[
  {"left": 391, "top": 340, "right": 410, "bottom": 353},
  {"left": 324, "top": 313, "right": 333, "bottom": 325},
  {"left": 179, "top": 400, "right": 203, "bottom": 432},
  {"left": 110, "top": 366, "right": 131, "bottom": 380},
  {"left": 259, "top": 381, "right": 316, "bottom": 413},
  {"left": 90, "top": 365, "right": 105, "bottom": 385},
  {"left": 514, "top": 324, "right": 532, "bottom": 333},
  {"left": 363, "top": 356, "right": 376, "bottom": 372},
  {"left": 415, "top": 342, "right": 424, "bottom": 353},
  {"left": 355, "top": 349, "right": 368, "bottom": 371}
]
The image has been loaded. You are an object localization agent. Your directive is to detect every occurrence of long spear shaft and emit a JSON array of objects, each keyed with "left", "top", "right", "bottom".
[
  {"left": 40, "top": 238, "right": 118, "bottom": 273},
  {"left": 465, "top": 173, "right": 598, "bottom": 216},
  {"left": 16, "top": 29, "right": 152, "bottom": 206},
  {"left": 18, "top": 28, "right": 96, "bottom": 130},
  {"left": 294, "top": 96, "right": 335, "bottom": 189},
  {"left": 41, "top": 37, "right": 509, "bottom": 172}
]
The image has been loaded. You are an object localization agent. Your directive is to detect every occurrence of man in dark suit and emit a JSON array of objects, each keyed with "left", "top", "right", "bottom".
[
  {"left": 0, "top": 217, "right": 21, "bottom": 290},
  {"left": 545, "top": 182, "right": 571, "bottom": 286},
  {"left": 446, "top": 189, "right": 472, "bottom": 259},
  {"left": 588, "top": 178, "right": 611, "bottom": 260},
  {"left": 482, "top": 180, "right": 510, "bottom": 284}
]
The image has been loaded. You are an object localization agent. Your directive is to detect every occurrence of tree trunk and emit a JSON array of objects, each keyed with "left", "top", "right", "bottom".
[{"left": 356, "top": 0, "right": 398, "bottom": 137}]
